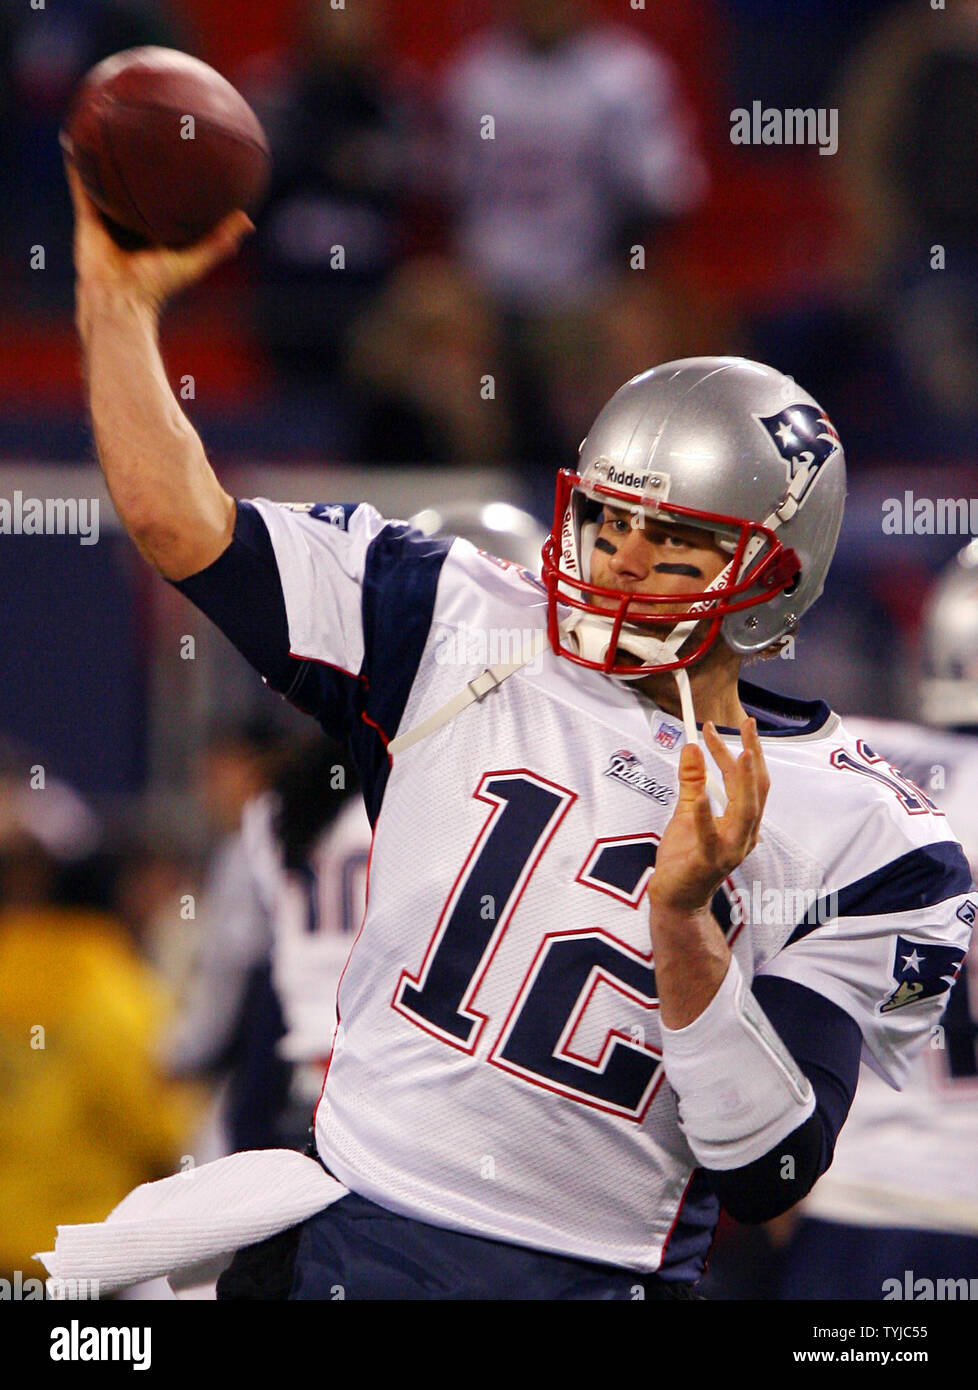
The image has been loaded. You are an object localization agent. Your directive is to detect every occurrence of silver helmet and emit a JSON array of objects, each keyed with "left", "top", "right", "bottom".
[
  {"left": 541, "top": 356, "right": 847, "bottom": 675},
  {"left": 410, "top": 499, "right": 548, "bottom": 573},
  {"left": 920, "top": 539, "right": 978, "bottom": 727}
]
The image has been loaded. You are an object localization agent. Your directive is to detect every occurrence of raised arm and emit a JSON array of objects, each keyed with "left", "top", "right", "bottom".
[{"left": 68, "top": 163, "right": 253, "bottom": 579}]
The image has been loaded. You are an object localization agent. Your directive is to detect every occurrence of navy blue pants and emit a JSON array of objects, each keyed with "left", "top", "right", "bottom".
[
  {"left": 284, "top": 1193, "right": 697, "bottom": 1301},
  {"left": 778, "top": 1218, "right": 978, "bottom": 1300}
]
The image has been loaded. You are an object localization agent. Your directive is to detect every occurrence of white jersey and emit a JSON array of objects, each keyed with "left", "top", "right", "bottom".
[
  {"left": 249, "top": 499, "right": 973, "bottom": 1275},
  {"left": 241, "top": 794, "right": 371, "bottom": 1064},
  {"left": 802, "top": 718, "right": 978, "bottom": 1235},
  {"left": 441, "top": 25, "right": 706, "bottom": 308}
]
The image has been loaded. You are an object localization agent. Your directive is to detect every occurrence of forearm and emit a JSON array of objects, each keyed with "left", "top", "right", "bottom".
[
  {"left": 647, "top": 899, "right": 730, "bottom": 1028},
  {"left": 78, "top": 285, "right": 234, "bottom": 580}
]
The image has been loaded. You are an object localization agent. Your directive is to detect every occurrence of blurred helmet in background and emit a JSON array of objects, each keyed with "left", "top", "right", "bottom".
[
  {"left": 410, "top": 499, "right": 548, "bottom": 573},
  {"left": 920, "top": 539, "right": 978, "bottom": 728}
]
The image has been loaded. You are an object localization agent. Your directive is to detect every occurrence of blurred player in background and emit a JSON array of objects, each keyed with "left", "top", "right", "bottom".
[
  {"left": 164, "top": 718, "right": 308, "bottom": 1156},
  {"left": 439, "top": 0, "right": 708, "bottom": 488},
  {"left": 440, "top": 0, "right": 707, "bottom": 314},
  {"left": 251, "top": 0, "right": 419, "bottom": 384},
  {"left": 775, "top": 540, "right": 978, "bottom": 1299},
  {"left": 237, "top": 736, "right": 367, "bottom": 1150}
]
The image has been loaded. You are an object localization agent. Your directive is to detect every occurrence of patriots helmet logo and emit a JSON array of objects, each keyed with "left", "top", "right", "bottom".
[
  {"left": 879, "top": 935, "right": 966, "bottom": 1014},
  {"left": 757, "top": 404, "right": 841, "bottom": 507}
]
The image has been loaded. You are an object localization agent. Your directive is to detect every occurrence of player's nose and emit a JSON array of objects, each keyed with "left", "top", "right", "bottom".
[{"left": 607, "top": 526, "right": 653, "bottom": 579}]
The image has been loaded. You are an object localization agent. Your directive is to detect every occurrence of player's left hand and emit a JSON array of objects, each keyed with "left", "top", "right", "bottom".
[{"left": 647, "top": 718, "right": 769, "bottom": 915}]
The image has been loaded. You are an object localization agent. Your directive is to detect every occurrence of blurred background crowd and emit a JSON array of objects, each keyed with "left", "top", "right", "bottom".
[
  {"left": 1, "top": 0, "right": 977, "bottom": 1297},
  {"left": 6, "top": 0, "right": 978, "bottom": 471}
]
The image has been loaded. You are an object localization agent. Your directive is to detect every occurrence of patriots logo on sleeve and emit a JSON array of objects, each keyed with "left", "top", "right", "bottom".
[
  {"left": 275, "top": 502, "right": 355, "bottom": 529},
  {"left": 756, "top": 404, "right": 840, "bottom": 506},
  {"left": 311, "top": 504, "right": 355, "bottom": 529},
  {"left": 879, "top": 935, "right": 966, "bottom": 1014}
]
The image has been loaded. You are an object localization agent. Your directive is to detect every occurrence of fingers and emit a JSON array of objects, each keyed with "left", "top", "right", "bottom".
[
  {"left": 64, "top": 160, "right": 105, "bottom": 237},
  {"left": 716, "top": 718, "right": 768, "bottom": 854},
  {"left": 651, "top": 723, "right": 769, "bottom": 914},
  {"left": 676, "top": 740, "right": 707, "bottom": 799},
  {"left": 740, "top": 716, "right": 771, "bottom": 800},
  {"left": 66, "top": 151, "right": 254, "bottom": 266},
  {"left": 676, "top": 742, "right": 721, "bottom": 853},
  {"left": 703, "top": 719, "right": 768, "bottom": 802},
  {"left": 172, "top": 210, "right": 254, "bottom": 285},
  {"left": 702, "top": 718, "right": 769, "bottom": 860},
  {"left": 64, "top": 159, "right": 90, "bottom": 219},
  {"left": 702, "top": 721, "right": 737, "bottom": 787}
]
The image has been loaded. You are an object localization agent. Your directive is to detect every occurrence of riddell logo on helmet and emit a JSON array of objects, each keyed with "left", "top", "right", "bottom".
[{"left": 604, "top": 468, "right": 653, "bottom": 490}]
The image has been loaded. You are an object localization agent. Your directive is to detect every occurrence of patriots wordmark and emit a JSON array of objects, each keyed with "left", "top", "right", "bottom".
[
  {"left": 881, "top": 492, "right": 978, "bottom": 536},
  {"left": 603, "top": 751, "right": 674, "bottom": 805},
  {"left": 729, "top": 102, "right": 838, "bottom": 156},
  {"left": 0, "top": 491, "right": 99, "bottom": 544}
]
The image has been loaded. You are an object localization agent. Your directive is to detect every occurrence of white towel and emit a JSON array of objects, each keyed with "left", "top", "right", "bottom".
[{"left": 36, "top": 1149, "right": 349, "bottom": 1295}]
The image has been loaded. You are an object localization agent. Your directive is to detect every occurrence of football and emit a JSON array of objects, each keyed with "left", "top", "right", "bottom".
[{"left": 61, "top": 46, "right": 270, "bottom": 249}]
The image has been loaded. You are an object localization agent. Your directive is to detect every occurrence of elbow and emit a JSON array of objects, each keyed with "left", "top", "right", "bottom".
[
  {"left": 127, "top": 515, "right": 199, "bottom": 579},
  {"left": 126, "top": 498, "right": 236, "bottom": 581},
  {"left": 703, "top": 1110, "right": 828, "bottom": 1225},
  {"left": 717, "top": 1180, "right": 811, "bottom": 1227}
]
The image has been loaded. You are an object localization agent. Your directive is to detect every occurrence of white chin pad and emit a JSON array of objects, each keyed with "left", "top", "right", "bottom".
[
  {"left": 659, "top": 955, "right": 815, "bottom": 1171},
  {"left": 571, "top": 613, "right": 681, "bottom": 676}
]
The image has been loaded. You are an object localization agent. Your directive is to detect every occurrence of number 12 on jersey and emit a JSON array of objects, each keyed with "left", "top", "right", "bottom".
[{"left": 393, "top": 770, "right": 737, "bottom": 1120}]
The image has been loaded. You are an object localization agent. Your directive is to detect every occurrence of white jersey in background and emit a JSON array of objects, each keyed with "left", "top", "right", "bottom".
[
  {"left": 247, "top": 500, "right": 972, "bottom": 1275},
  {"left": 802, "top": 718, "right": 978, "bottom": 1235},
  {"left": 441, "top": 24, "right": 707, "bottom": 308},
  {"left": 241, "top": 794, "right": 371, "bottom": 1066}
]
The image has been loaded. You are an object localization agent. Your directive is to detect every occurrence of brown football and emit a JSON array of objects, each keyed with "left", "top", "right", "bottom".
[{"left": 62, "top": 46, "right": 270, "bottom": 248}]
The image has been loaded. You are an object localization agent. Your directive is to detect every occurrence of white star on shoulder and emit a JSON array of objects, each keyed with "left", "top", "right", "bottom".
[{"left": 901, "top": 948, "right": 925, "bottom": 973}]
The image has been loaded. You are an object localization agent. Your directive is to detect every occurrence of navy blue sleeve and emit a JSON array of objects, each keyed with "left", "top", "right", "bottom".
[
  {"left": 171, "top": 500, "right": 316, "bottom": 709},
  {"left": 170, "top": 501, "right": 452, "bottom": 823},
  {"left": 700, "top": 977, "right": 863, "bottom": 1224}
]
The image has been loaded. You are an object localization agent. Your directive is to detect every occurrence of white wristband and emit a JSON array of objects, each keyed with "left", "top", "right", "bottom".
[{"left": 659, "top": 955, "right": 815, "bottom": 1171}]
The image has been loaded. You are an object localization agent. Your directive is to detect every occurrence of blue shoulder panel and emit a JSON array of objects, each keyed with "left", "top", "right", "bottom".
[
  {"left": 787, "top": 840, "right": 974, "bottom": 946},
  {"left": 348, "top": 523, "right": 452, "bottom": 825},
  {"left": 172, "top": 505, "right": 451, "bottom": 824}
]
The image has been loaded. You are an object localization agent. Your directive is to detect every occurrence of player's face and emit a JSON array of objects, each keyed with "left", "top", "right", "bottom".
[{"left": 588, "top": 506, "right": 729, "bottom": 617}]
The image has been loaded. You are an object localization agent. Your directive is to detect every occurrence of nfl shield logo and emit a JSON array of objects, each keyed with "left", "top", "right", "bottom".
[{"left": 655, "top": 722, "right": 682, "bottom": 750}]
